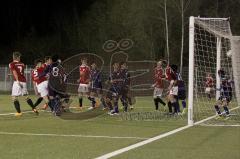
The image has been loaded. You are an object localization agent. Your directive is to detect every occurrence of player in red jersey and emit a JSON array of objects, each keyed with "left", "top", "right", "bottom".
[
  {"left": 31, "top": 59, "right": 49, "bottom": 109},
  {"left": 9, "top": 52, "right": 38, "bottom": 116},
  {"left": 77, "top": 57, "right": 90, "bottom": 110},
  {"left": 205, "top": 73, "right": 214, "bottom": 100},
  {"left": 152, "top": 61, "right": 166, "bottom": 110},
  {"left": 33, "top": 56, "right": 52, "bottom": 109},
  {"left": 165, "top": 64, "right": 179, "bottom": 114}
]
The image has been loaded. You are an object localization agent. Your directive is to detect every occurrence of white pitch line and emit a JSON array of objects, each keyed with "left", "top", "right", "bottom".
[
  {"left": 95, "top": 125, "right": 192, "bottom": 159},
  {"left": 95, "top": 106, "right": 240, "bottom": 159},
  {"left": 199, "top": 124, "right": 240, "bottom": 127},
  {"left": 0, "top": 131, "right": 149, "bottom": 140},
  {"left": 0, "top": 110, "right": 50, "bottom": 116},
  {"left": 0, "top": 110, "right": 34, "bottom": 116}
]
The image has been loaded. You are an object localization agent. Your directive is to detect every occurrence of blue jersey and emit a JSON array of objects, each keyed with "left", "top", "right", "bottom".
[
  {"left": 90, "top": 69, "right": 102, "bottom": 89},
  {"left": 108, "top": 70, "right": 122, "bottom": 94},
  {"left": 176, "top": 72, "right": 186, "bottom": 100},
  {"left": 39, "top": 62, "right": 66, "bottom": 95},
  {"left": 120, "top": 68, "right": 130, "bottom": 87},
  {"left": 176, "top": 73, "right": 185, "bottom": 91},
  {"left": 220, "top": 81, "right": 232, "bottom": 98}
]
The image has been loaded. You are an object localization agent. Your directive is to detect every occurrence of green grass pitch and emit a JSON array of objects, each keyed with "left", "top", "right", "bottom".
[{"left": 0, "top": 94, "right": 239, "bottom": 159}]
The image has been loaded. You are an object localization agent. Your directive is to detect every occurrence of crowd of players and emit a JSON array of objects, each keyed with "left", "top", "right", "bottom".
[{"left": 8, "top": 51, "right": 232, "bottom": 118}]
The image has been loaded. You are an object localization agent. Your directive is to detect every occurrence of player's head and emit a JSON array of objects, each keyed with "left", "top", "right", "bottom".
[
  {"left": 171, "top": 64, "right": 178, "bottom": 73},
  {"left": 112, "top": 62, "right": 119, "bottom": 70},
  {"left": 52, "top": 54, "right": 59, "bottom": 63},
  {"left": 34, "top": 59, "right": 43, "bottom": 68},
  {"left": 120, "top": 62, "right": 127, "bottom": 69},
  {"left": 81, "top": 57, "right": 87, "bottom": 65},
  {"left": 44, "top": 56, "right": 52, "bottom": 64},
  {"left": 218, "top": 68, "right": 225, "bottom": 79},
  {"left": 157, "top": 61, "right": 163, "bottom": 67},
  {"left": 91, "top": 62, "right": 97, "bottom": 69},
  {"left": 12, "top": 51, "right": 21, "bottom": 61}
]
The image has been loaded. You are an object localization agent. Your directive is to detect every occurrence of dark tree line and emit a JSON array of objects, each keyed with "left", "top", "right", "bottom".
[{"left": 0, "top": 0, "right": 240, "bottom": 65}]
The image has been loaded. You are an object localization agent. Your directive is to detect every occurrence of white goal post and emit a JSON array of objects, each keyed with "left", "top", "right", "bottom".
[{"left": 188, "top": 16, "right": 240, "bottom": 126}]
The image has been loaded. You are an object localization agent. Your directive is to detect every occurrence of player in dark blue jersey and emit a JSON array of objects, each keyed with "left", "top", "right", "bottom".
[
  {"left": 106, "top": 62, "right": 123, "bottom": 115},
  {"left": 38, "top": 54, "right": 66, "bottom": 116},
  {"left": 119, "top": 62, "right": 130, "bottom": 112},
  {"left": 214, "top": 69, "right": 233, "bottom": 117},
  {"left": 88, "top": 62, "right": 105, "bottom": 110},
  {"left": 176, "top": 72, "right": 187, "bottom": 115}
]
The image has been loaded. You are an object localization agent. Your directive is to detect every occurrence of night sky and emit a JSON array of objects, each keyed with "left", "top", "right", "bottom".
[
  {"left": 0, "top": 0, "right": 95, "bottom": 45},
  {"left": 1, "top": 0, "right": 239, "bottom": 64}
]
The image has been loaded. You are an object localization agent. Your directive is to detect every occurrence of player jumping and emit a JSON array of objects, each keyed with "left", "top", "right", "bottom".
[{"left": 9, "top": 52, "right": 38, "bottom": 116}]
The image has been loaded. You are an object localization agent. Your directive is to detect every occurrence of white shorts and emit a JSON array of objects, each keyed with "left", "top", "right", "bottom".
[
  {"left": 78, "top": 84, "right": 89, "bottom": 93},
  {"left": 153, "top": 87, "right": 163, "bottom": 98},
  {"left": 205, "top": 87, "right": 211, "bottom": 93},
  {"left": 37, "top": 81, "right": 49, "bottom": 97},
  {"left": 170, "top": 86, "right": 178, "bottom": 96},
  {"left": 11, "top": 81, "right": 28, "bottom": 96}
]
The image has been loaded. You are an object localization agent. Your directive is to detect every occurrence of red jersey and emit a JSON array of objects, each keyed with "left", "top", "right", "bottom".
[
  {"left": 205, "top": 76, "right": 214, "bottom": 87},
  {"left": 154, "top": 67, "right": 164, "bottom": 88},
  {"left": 42, "top": 63, "right": 48, "bottom": 69},
  {"left": 165, "top": 65, "right": 177, "bottom": 81},
  {"left": 31, "top": 67, "right": 47, "bottom": 85},
  {"left": 9, "top": 60, "right": 26, "bottom": 82},
  {"left": 79, "top": 64, "right": 90, "bottom": 84}
]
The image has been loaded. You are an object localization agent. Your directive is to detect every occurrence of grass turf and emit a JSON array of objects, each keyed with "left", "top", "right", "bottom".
[{"left": 0, "top": 94, "right": 239, "bottom": 159}]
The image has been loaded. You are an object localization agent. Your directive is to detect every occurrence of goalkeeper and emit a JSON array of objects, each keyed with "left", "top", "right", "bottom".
[{"left": 214, "top": 69, "right": 233, "bottom": 117}]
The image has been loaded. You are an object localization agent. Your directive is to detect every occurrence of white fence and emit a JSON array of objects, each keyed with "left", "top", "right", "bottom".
[{"left": 0, "top": 66, "right": 34, "bottom": 91}]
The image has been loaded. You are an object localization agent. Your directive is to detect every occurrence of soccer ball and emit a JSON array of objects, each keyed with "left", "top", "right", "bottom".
[{"left": 226, "top": 50, "right": 232, "bottom": 58}]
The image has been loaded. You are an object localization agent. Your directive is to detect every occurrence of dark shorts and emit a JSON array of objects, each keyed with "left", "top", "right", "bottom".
[
  {"left": 178, "top": 90, "right": 186, "bottom": 100},
  {"left": 119, "top": 86, "right": 129, "bottom": 97},
  {"left": 218, "top": 96, "right": 231, "bottom": 103},
  {"left": 48, "top": 84, "right": 66, "bottom": 98}
]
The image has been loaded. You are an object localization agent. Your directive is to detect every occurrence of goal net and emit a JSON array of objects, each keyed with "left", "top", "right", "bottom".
[{"left": 188, "top": 17, "right": 240, "bottom": 126}]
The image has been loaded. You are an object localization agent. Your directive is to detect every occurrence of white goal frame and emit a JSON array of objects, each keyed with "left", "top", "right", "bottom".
[{"left": 188, "top": 16, "right": 233, "bottom": 126}]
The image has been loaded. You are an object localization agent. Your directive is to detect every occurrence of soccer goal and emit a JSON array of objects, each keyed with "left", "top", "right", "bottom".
[{"left": 188, "top": 16, "right": 240, "bottom": 126}]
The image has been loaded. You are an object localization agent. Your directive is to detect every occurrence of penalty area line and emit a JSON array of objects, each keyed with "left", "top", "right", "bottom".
[
  {"left": 95, "top": 106, "right": 240, "bottom": 159},
  {"left": 0, "top": 131, "right": 149, "bottom": 140}
]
